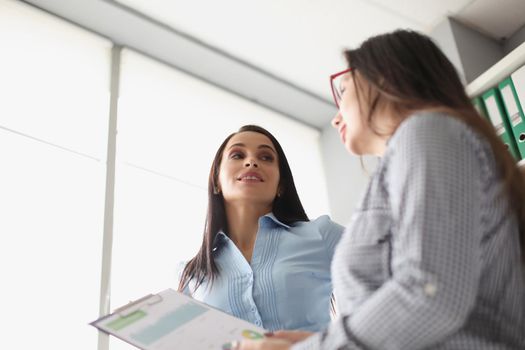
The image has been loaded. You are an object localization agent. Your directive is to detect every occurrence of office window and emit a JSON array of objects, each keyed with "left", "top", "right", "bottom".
[
  {"left": 0, "top": 1, "right": 111, "bottom": 349},
  {"left": 0, "top": 3, "right": 331, "bottom": 350},
  {"left": 111, "top": 50, "right": 330, "bottom": 349}
]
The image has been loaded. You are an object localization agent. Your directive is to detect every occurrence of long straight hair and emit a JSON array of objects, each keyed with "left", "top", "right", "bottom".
[
  {"left": 178, "top": 125, "right": 309, "bottom": 293},
  {"left": 344, "top": 29, "right": 525, "bottom": 262}
]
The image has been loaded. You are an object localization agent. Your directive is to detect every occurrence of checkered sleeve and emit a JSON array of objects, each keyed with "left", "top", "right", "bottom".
[{"left": 293, "top": 116, "right": 485, "bottom": 349}]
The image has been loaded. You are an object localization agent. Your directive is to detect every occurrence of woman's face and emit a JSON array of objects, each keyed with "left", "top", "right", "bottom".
[
  {"left": 331, "top": 72, "right": 384, "bottom": 156},
  {"left": 217, "top": 131, "right": 280, "bottom": 208}
]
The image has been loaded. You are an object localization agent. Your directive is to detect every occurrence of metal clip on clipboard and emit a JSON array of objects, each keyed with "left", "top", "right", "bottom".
[{"left": 115, "top": 293, "right": 164, "bottom": 317}]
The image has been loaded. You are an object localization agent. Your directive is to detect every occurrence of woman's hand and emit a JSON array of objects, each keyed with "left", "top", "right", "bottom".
[
  {"left": 269, "top": 330, "right": 313, "bottom": 343},
  {"left": 234, "top": 337, "right": 292, "bottom": 350},
  {"left": 234, "top": 330, "right": 314, "bottom": 350}
]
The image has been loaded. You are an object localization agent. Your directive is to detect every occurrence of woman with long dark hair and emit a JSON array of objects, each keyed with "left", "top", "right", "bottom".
[
  {"left": 177, "top": 125, "right": 344, "bottom": 332},
  {"left": 236, "top": 30, "right": 525, "bottom": 350}
]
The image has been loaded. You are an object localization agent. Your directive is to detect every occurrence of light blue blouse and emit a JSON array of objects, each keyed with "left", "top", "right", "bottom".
[{"left": 178, "top": 214, "right": 344, "bottom": 332}]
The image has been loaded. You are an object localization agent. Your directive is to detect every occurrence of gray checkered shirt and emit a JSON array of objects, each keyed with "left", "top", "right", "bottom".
[{"left": 293, "top": 112, "right": 525, "bottom": 349}]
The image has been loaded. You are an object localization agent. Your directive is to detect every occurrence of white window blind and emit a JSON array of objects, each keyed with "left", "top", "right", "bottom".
[
  {"left": 0, "top": 3, "right": 331, "bottom": 350},
  {"left": 110, "top": 50, "right": 330, "bottom": 350},
  {"left": 0, "top": 1, "right": 112, "bottom": 349}
]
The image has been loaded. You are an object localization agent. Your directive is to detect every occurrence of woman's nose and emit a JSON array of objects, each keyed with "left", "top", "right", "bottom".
[
  {"left": 331, "top": 112, "right": 342, "bottom": 128},
  {"left": 245, "top": 159, "right": 258, "bottom": 167}
]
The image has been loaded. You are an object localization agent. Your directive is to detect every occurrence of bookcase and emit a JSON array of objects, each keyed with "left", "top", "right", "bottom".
[{"left": 466, "top": 40, "right": 525, "bottom": 167}]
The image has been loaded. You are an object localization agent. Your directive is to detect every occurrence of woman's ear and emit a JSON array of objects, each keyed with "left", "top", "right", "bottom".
[{"left": 213, "top": 177, "right": 221, "bottom": 194}]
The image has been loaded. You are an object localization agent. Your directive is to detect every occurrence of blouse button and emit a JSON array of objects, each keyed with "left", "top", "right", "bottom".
[{"left": 424, "top": 283, "right": 437, "bottom": 297}]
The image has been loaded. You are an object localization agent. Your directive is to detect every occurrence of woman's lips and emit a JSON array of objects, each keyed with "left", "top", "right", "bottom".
[{"left": 237, "top": 172, "right": 263, "bottom": 182}]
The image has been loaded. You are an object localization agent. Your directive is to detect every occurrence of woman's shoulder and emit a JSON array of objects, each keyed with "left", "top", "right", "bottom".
[
  {"left": 389, "top": 111, "right": 485, "bottom": 148},
  {"left": 291, "top": 215, "right": 344, "bottom": 238},
  {"left": 383, "top": 111, "right": 499, "bottom": 189},
  {"left": 310, "top": 214, "right": 342, "bottom": 227},
  {"left": 176, "top": 260, "right": 187, "bottom": 276},
  {"left": 175, "top": 260, "right": 192, "bottom": 295},
  {"left": 386, "top": 111, "right": 492, "bottom": 164},
  {"left": 292, "top": 214, "right": 333, "bottom": 227}
]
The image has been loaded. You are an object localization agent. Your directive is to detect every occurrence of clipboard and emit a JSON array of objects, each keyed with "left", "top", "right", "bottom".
[{"left": 90, "top": 289, "right": 266, "bottom": 350}]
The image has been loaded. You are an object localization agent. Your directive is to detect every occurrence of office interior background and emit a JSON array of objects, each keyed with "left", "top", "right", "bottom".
[{"left": 2, "top": 0, "right": 525, "bottom": 349}]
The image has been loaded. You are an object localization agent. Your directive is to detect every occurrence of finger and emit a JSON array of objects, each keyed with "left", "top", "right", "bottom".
[
  {"left": 271, "top": 330, "right": 313, "bottom": 343},
  {"left": 235, "top": 338, "right": 291, "bottom": 350},
  {"left": 235, "top": 339, "right": 257, "bottom": 350}
]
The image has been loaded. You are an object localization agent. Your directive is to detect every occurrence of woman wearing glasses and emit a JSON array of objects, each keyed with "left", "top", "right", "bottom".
[
  {"left": 177, "top": 124, "right": 344, "bottom": 333},
  {"left": 236, "top": 30, "right": 525, "bottom": 349}
]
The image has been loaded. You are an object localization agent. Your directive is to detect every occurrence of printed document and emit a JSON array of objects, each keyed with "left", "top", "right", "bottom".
[{"left": 91, "top": 289, "right": 266, "bottom": 350}]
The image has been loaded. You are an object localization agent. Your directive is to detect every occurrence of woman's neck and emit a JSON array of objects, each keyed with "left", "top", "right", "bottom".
[{"left": 224, "top": 202, "right": 271, "bottom": 259}]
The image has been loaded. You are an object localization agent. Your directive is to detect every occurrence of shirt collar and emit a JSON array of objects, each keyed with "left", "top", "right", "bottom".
[
  {"left": 260, "top": 212, "right": 291, "bottom": 229},
  {"left": 212, "top": 212, "right": 290, "bottom": 250}
]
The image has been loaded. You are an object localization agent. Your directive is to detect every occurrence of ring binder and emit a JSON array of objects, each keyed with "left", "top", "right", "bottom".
[
  {"left": 499, "top": 75, "right": 525, "bottom": 159},
  {"left": 482, "top": 87, "right": 521, "bottom": 159}
]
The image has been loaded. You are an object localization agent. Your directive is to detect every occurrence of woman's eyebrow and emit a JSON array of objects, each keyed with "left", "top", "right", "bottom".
[
  {"left": 227, "top": 142, "right": 246, "bottom": 150},
  {"left": 258, "top": 144, "right": 277, "bottom": 154},
  {"left": 227, "top": 143, "right": 276, "bottom": 155}
]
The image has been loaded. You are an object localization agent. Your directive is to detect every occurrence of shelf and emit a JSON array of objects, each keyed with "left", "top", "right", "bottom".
[{"left": 466, "top": 41, "right": 525, "bottom": 97}]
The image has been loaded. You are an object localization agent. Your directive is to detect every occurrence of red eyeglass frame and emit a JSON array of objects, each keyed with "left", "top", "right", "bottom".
[{"left": 330, "top": 68, "right": 353, "bottom": 109}]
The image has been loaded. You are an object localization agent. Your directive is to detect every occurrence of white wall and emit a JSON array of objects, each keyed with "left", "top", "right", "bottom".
[
  {"left": 319, "top": 123, "right": 377, "bottom": 225},
  {"left": 504, "top": 24, "right": 525, "bottom": 55},
  {"left": 430, "top": 17, "right": 502, "bottom": 84},
  {"left": 449, "top": 18, "right": 503, "bottom": 84}
]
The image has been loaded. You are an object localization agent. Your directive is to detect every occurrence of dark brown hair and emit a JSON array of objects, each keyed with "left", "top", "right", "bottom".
[
  {"left": 344, "top": 29, "right": 525, "bottom": 261},
  {"left": 178, "top": 125, "right": 309, "bottom": 293}
]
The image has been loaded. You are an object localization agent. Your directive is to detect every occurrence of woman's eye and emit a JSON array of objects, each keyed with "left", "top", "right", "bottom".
[
  {"left": 260, "top": 154, "right": 274, "bottom": 162},
  {"left": 230, "top": 152, "right": 244, "bottom": 159}
]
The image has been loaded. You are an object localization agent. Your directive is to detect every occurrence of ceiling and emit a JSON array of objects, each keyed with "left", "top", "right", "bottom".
[{"left": 22, "top": 0, "right": 525, "bottom": 129}]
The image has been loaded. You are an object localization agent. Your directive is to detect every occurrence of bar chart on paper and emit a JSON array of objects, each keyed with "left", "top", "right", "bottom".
[
  {"left": 91, "top": 289, "right": 266, "bottom": 350},
  {"left": 130, "top": 302, "right": 207, "bottom": 345}
]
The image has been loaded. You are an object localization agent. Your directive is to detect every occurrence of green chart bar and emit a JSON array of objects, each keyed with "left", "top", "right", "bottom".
[{"left": 131, "top": 303, "right": 208, "bottom": 345}]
